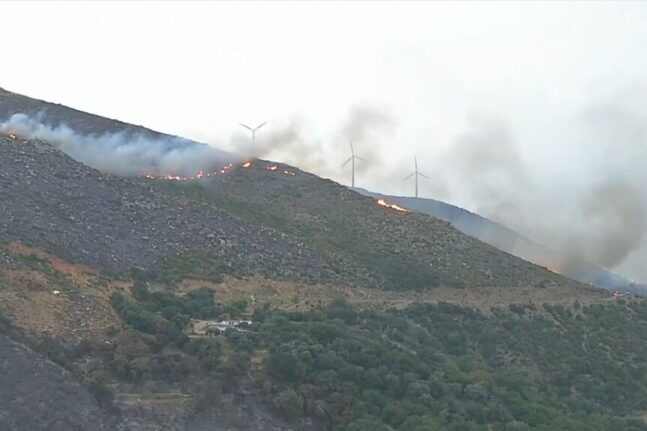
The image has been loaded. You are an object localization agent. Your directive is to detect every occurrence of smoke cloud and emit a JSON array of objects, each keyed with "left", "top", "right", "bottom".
[
  {"left": 429, "top": 91, "right": 647, "bottom": 282},
  {"left": 439, "top": 115, "right": 530, "bottom": 224},
  {"left": 235, "top": 105, "right": 397, "bottom": 184},
  {"left": 233, "top": 116, "right": 331, "bottom": 176},
  {"left": 232, "top": 94, "right": 647, "bottom": 284},
  {"left": 0, "top": 112, "right": 234, "bottom": 176}
]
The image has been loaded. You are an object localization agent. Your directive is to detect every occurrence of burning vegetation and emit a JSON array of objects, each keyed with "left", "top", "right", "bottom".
[
  {"left": 1, "top": 131, "right": 19, "bottom": 140},
  {"left": 143, "top": 161, "right": 298, "bottom": 182},
  {"left": 376, "top": 198, "right": 412, "bottom": 213},
  {"left": 266, "top": 164, "right": 296, "bottom": 176},
  {"left": 143, "top": 162, "right": 235, "bottom": 181}
]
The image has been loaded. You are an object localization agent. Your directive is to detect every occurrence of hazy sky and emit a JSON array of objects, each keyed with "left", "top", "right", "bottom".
[{"left": 2, "top": 1, "right": 647, "bottom": 281}]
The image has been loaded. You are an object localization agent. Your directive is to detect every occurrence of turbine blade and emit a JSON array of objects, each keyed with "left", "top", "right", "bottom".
[
  {"left": 418, "top": 172, "right": 430, "bottom": 179},
  {"left": 349, "top": 140, "right": 354, "bottom": 156},
  {"left": 342, "top": 157, "right": 353, "bottom": 167},
  {"left": 403, "top": 172, "right": 415, "bottom": 180},
  {"left": 255, "top": 122, "right": 267, "bottom": 130},
  {"left": 239, "top": 123, "right": 253, "bottom": 131},
  {"left": 355, "top": 156, "right": 368, "bottom": 162}
]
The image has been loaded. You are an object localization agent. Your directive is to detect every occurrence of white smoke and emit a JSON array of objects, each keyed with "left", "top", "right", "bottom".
[
  {"left": 0, "top": 112, "right": 234, "bottom": 176},
  {"left": 431, "top": 101, "right": 647, "bottom": 282},
  {"left": 233, "top": 105, "right": 398, "bottom": 185}
]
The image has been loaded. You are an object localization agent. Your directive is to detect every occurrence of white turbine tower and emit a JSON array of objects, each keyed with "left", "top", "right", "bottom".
[
  {"left": 239, "top": 121, "right": 267, "bottom": 143},
  {"left": 342, "top": 140, "right": 367, "bottom": 188},
  {"left": 404, "top": 156, "right": 429, "bottom": 198}
]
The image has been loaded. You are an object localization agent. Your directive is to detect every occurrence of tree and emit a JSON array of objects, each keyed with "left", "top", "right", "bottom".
[
  {"left": 267, "top": 350, "right": 304, "bottom": 383},
  {"left": 272, "top": 387, "right": 304, "bottom": 418},
  {"left": 345, "top": 415, "right": 391, "bottom": 431}
]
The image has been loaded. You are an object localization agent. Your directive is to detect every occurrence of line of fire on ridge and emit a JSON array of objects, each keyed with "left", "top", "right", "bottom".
[
  {"left": 142, "top": 161, "right": 298, "bottom": 182},
  {"left": 4, "top": 132, "right": 410, "bottom": 213}
]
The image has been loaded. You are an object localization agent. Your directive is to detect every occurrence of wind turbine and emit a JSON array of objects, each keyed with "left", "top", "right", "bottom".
[
  {"left": 342, "top": 140, "right": 367, "bottom": 188},
  {"left": 404, "top": 156, "right": 429, "bottom": 198},
  {"left": 239, "top": 121, "right": 266, "bottom": 142}
]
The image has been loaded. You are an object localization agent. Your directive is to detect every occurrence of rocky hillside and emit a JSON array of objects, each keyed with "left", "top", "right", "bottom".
[
  {"left": 1, "top": 84, "right": 626, "bottom": 293},
  {"left": 174, "top": 159, "right": 588, "bottom": 290},
  {"left": 354, "top": 188, "right": 641, "bottom": 292},
  {"left": 0, "top": 87, "right": 596, "bottom": 290},
  {"left": 1, "top": 131, "right": 584, "bottom": 291},
  {"left": 0, "top": 133, "right": 343, "bottom": 283}
]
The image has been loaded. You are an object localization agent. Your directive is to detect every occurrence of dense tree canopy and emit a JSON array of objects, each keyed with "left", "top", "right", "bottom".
[{"left": 107, "top": 284, "right": 647, "bottom": 430}]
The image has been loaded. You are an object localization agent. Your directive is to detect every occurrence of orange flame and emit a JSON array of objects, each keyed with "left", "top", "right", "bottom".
[
  {"left": 376, "top": 199, "right": 411, "bottom": 213},
  {"left": 141, "top": 162, "right": 241, "bottom": 182},
  {"left": 141, "top": 161, "right": 297, "bottom": 183},
  {"left": 265, "top": 164, "right": 296, "bottom": 176}
]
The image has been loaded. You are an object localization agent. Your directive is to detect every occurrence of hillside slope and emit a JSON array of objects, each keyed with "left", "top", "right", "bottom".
[
  {"left": 182, "top": 162, "right": 584, "bottom": 290},
  {"left": 1, "top": 131, "right": 587, "bottom": 291},
  {"left": 0, "top": 133, "right": 340, "bottom": 283},
  {"left": 354, "top": 188, "right": 645, "bottom": 293},
  {"left": 0, "top": 86, "right": 589, "bottom": 291},
  {"left": 0, "top": 334, "right": 108, "bottom": 431}
]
